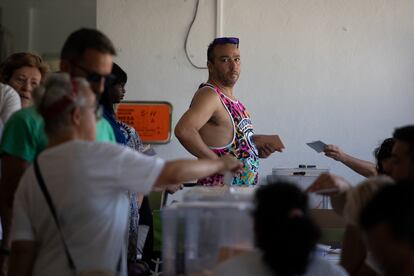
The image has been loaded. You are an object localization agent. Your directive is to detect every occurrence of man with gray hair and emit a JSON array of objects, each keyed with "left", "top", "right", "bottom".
[{"left": 7, "top": 74, "right": 242, "bottom": 276}]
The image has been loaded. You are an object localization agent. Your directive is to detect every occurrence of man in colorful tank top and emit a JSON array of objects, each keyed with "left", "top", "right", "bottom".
[{"left": 175, "top": 37, "right": 282, "bottom": 186}]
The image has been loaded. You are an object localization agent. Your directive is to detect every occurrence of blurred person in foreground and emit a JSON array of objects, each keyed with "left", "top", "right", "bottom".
[
  {"left": 0, "top": 29, "right": 116, "bottom": 274},
  {"left": 308, "top": 126, "right": 414, "bottom": 275},
  {"left": 214, "top": 181, "right": 347, "bottom": 276},
  {"left": 360, "top": 182, "right": 414, "bottom": 276}
]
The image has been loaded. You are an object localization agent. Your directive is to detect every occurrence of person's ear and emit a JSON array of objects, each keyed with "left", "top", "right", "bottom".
[
  {"left": 71, "top": 107, "right": 82, "bottom": 126},
  {"left": 207, "top": 61, "right": 213, "bottom": 73}
]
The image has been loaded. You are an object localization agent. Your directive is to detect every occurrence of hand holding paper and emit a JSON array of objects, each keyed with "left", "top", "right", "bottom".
[
  {"left": 253, "top": 134, "right": 285, "bottom": 158},
  {"left": 322, "top": 144, "right": 347, "bottom": 162}
]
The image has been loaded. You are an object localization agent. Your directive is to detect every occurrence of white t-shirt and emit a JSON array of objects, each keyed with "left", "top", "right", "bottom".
[
  {"left": 213, "top": 251, "right": 348, "bottom": 276},
  {"left": 0, "top": 83, "right": 21, "bottom": 128},
  {"left": 0, "top": 83, "right": 21, "bottom": 238},
  {"left": 12, "top": 140, "right": 165, "bottom": 276}
]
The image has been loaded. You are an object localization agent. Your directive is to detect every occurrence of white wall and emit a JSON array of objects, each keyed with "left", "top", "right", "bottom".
[
  {"left": 1, "top": 0, "right": 96, "bottom": 67},
  {"left": 30, "top": 0, "right": 96, "bottom": 57},
  {"left": 98, "top": 0, "right": 414, "bottom": 185}
]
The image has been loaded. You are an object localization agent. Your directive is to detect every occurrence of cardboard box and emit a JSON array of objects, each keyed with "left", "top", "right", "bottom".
[
  {"left": 310, "top": 209, "right": 346, "bottom": 246},
  {"left": 310, "top": 209, "right": 346, "bottom": 228}
]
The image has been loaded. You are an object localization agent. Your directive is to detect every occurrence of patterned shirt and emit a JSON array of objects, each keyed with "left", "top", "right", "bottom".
[
  {"left": 103, "top": 107, "right": 144, "bottom": 262},
  {"left": 196, "top": 83, "right": 259, "bottom": 186}
]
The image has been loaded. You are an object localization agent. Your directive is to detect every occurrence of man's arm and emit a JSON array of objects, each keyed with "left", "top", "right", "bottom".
[
  {"left": 0, "top": 155, "right": 29, "bottom": 250},
  {"left": 8, "top": 241, "right": 36, "bottom": 276},
  {"left": 154, "top": 155, "right": 242, "bottom": 188},
  {"left": 324, "top": 145, "right": 377, "bottom": 177},
  {"left": 174, "top": 88, "right": 221, "bottom": 160}
]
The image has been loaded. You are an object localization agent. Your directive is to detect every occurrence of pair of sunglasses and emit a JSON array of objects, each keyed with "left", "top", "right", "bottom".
[
  {"left": 212, "top": 37, "right": 239, "bottom": 47},
  {"left": 71, "top": 63, "right": 116, "bottom": 86}
]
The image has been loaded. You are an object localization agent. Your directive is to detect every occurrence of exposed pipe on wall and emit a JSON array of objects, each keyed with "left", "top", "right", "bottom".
[{"left": 216, "top": 0, "right": 223, "bottom": 37}]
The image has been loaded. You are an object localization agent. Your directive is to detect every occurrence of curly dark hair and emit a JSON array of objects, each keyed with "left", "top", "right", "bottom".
[
  {"left": 253, "top": 182, "right": 321, "bottom": 276},
  {"left": 373, "top": 138, "right": 395, "bottom": 174}
]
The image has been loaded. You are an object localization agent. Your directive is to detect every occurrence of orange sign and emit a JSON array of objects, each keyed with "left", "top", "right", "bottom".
[{"left": 116, "top": 101, "right": 172, "bottom": 143}]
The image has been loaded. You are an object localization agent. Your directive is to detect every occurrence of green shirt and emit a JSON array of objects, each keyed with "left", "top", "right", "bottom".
[
  {"left": 0, "top": 106, "right": 116, "bottom": 162},
  {"left": 96, "top": 117, "right": 116, "bottom": 143}
]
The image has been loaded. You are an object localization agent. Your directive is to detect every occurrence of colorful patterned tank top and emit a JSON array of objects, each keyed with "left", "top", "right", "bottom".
[{"left": 197, "top": 83, "right": 260, "bottom": 186}]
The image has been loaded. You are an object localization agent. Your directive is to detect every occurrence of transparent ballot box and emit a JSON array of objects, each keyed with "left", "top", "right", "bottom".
[
  {"left": 267, "top": 167, "right": 330, "bottom": 209},
  {"left": 162, "top": 187, "right": 254, "bottom": 276}
]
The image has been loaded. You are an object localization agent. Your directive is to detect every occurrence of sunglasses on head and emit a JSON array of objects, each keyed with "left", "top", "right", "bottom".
[{"left": 212, "top": 37, "right": 239, "bottom": 47}]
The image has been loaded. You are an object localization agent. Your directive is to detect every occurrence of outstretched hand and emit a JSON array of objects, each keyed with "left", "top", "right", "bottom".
[
  {"left": 219, "top": 155, "right": 243, "bottom": 174},
  {"left": 323, "top": 144, "right": 346, "bottom": 162},
  {"left": 306, "top": 173, "right": 352, "bottom": 196}
]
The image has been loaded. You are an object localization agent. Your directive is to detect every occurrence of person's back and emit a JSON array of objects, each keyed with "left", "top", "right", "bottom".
[{"left": 13, "top": 140, "right": 163, "bottom": 275}]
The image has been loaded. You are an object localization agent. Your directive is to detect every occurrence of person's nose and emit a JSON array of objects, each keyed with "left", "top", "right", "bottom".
[
  {"left": 21, "top": 80, "right": 31, "bottom": 92},
  {"left": 98, "top": 78, "right": 105, "bottom": 94},
  {"left": 229, "top": 60, "right": 236, "bottom": 70}
]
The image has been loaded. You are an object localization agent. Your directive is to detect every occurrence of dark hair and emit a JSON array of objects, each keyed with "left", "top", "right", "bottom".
[
  {"left": 393, "top": 125, "right": 414, "bottom": 161},
  {"left": 360, "top": 181, "right": 414, "bottom": 246},
  {"left": 207, "top": 37, "right": 239, "bottom": 63},
  {"left": 111, "top": 62, "right": 127, "bottom": 85},
  {"left": 60, "top": 28, "right": 116, "bottom": 62},
  {"left": 374, "top": 138, "right": 395, "bottom": 174},
  {"left": 253, "top": 182, "right": 321, "bottom": 276},
  {"left": 0, "top": 52, "right": 49, "bottom": 83}
]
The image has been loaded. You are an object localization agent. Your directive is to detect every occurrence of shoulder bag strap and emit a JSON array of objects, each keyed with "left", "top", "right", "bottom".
[
  {"left": 34, "top": 157, "right": 123, "bottom": 274},
  {"left": 33, "top": 157, "right": 77, "bottom": 271}
]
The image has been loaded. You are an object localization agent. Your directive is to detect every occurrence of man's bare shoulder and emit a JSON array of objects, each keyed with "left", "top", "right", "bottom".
[{"left": 190, "top": 86, "right": 221, "bottom": 108}]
